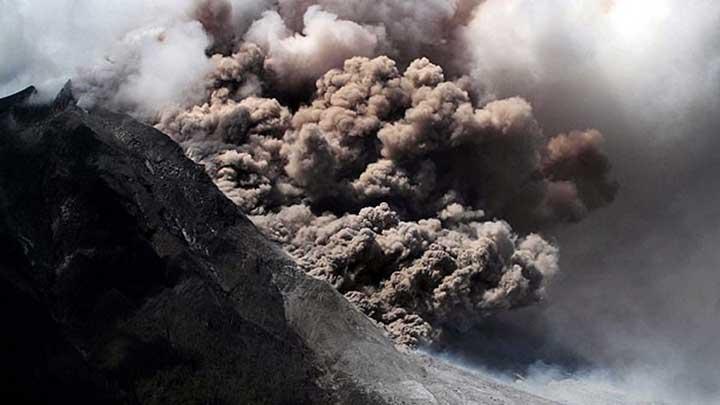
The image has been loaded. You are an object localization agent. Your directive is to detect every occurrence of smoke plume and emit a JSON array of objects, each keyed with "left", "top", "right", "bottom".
[{"left": 155, "top": 52, "right": 614, "bottom": 345}]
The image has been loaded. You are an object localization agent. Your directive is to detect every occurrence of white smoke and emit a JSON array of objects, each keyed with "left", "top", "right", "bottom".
[
  {"left": 245, "top": 6, "right": 384, "bottom": 91},
  {"left": 0, "top": 0, "right": 217, "bottom": 114},
  {"left": 461, "top": 0, "right": 720, "bottom": 120}
]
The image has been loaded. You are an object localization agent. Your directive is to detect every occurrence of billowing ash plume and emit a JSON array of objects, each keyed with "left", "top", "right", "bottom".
[
  {"left": 157, "top": 53, "right": 615, "bottom": 345},
  {"left": 1, "top": 0, "right": 618, "bottom": 347},
  {"left": 187, "top": 0, "right": 482, "bottom": 97},
  {"left": 252, "top": 203, "right": 559, "bottom": 346}
]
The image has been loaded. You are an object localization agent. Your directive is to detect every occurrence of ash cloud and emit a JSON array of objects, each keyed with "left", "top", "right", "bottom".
[
  {"left": 253, "top": 202, "right": 559, "bottom": 346},
  {"left": 157, "top": 53, "right": 615, "bottom": 345}
]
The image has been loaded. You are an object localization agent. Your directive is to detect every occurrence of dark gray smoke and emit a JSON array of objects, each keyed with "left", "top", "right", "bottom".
[{"left": 2, "top": 0, "right": 718, "bottom": 403}]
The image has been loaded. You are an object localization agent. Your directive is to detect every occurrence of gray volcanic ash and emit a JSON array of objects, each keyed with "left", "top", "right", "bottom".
[{"left": 156, "top": 52, "right": 615, "bottom": 345}]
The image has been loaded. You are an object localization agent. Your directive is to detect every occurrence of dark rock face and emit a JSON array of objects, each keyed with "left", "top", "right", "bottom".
[
  {"left": 0, "top": 87, "right": 341, "bottom": 404},
  {"left": 0, "top": 86, "right": 556, "bottom": 405}
]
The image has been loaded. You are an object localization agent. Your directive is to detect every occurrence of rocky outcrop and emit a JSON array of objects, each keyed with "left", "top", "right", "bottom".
[{"left": 0, "top": 86, "right": 555, "bottom": 404}]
